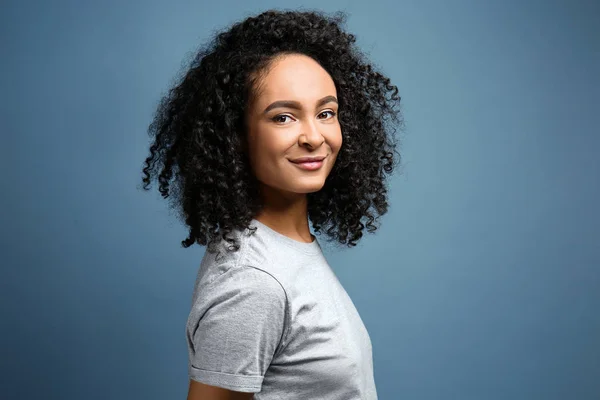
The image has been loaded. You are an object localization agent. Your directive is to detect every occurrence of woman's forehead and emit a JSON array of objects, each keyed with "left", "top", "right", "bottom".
[{"left": 254, "top": 55, "right": 337, "bottom": 106}]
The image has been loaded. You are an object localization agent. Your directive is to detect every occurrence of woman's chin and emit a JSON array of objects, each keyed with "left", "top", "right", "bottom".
[{"left": 292, "top": 182, "right": 326, "bottom": 194}]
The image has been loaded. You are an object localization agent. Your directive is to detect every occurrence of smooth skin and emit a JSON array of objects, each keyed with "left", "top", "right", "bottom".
[{"left": 186, "top": 53, "right": 342, "bottom": 399}]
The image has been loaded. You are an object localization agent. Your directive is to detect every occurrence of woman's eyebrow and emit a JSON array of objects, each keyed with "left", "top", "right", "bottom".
[{"left": 263, "top": 95, "right": 338, "bottom": 114}]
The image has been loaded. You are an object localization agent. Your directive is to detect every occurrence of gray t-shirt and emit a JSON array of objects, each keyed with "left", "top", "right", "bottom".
[{"left": 186, "top": 218, "right": 377, "bottom": 399}]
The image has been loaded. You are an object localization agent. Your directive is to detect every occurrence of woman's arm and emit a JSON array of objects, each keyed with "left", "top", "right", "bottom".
[{"left": 187, "top": 379, "right": 254, "bottom": 400}]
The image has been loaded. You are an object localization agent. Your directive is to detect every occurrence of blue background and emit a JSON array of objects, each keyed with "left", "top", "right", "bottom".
[{"left": 2, "top": 1, "right": 599, "bottom": 399}]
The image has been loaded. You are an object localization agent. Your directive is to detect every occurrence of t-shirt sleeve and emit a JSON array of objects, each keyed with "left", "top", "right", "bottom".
[{"left": 186, "top": 265, "right": 288, "bottom": 393}]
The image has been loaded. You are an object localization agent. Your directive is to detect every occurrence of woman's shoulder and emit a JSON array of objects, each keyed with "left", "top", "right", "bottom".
[{"left": 196, "top": 231, "right": 285, "bottom": 297}]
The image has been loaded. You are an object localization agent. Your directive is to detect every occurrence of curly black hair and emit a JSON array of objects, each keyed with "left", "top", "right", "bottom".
[{"left": 141, "top": 8, "right": 403, "bottom": 252}]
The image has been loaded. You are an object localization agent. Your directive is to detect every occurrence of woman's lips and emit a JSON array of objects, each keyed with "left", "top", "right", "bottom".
[{"left": 289, "top": 159, "right": 324, "bottom": 170}]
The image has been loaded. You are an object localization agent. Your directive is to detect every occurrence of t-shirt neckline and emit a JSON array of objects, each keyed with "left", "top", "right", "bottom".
[{"left": 249, "top": 218, "right": 321, "bottom": 255}]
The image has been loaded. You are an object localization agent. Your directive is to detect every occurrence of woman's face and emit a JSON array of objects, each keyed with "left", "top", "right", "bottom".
[{"left": 245, "top": 53, "right": 343, "bottom": 199}]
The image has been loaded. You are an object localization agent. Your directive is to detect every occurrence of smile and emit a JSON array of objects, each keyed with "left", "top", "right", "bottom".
[{"left": 289, "top": 159, "right": 324, "bottom": 171}]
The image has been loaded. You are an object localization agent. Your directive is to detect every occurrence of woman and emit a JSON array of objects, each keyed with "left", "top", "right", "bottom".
[{"left": 141, "top": 9, "right": 402, "bottom": 399}]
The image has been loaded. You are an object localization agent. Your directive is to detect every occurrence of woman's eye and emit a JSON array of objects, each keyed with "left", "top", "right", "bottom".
[
  {"left": 319, "top": 110, "right": 337, "bottom": 119},
  {"left": 272, "top": 114, "right": 292, "bottom": 124}
]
